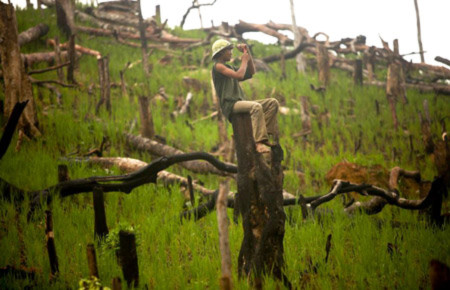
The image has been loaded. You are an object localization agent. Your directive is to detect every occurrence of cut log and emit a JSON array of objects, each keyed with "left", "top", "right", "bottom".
[
  {"left": 75, "top": 10, "right": 138, "bottom": 34},
  {"left": 0, "top": 3, "right": 41, "bottom": 139},
  {"left": 47, "top": 38, "right": 102, "bottom": 58},
  {"left": 124, "top": 133, "right": 236, "bottom": 176},
  {"left": 18, "top": 23, "right": 49, "bottom": 46},
  {"left": 22, "top": 51, "right": 70, "bottom": 67}
]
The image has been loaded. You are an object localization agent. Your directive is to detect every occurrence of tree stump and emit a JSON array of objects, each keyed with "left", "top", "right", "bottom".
[
  {"left": 231, "top": 113, "right": 289, "bottom": 287},
  {"left": 0, "top": 3, "right": 41, "bottom": 139}
]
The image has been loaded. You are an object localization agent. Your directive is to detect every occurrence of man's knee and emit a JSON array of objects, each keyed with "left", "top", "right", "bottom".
[
  {"left": 268, "top": 98, "right": 279, "bottom": 111},
  {"left": 251, "top": 102, "right": 263, "bottom": 113}
]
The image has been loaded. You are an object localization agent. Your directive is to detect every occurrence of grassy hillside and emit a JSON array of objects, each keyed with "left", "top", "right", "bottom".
[{"left": 1, "top": 5, "right": 449, "bottom": 289}]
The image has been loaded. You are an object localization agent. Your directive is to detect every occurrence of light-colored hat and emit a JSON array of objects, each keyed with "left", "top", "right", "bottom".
[{"left": 212, "top": 39, "right": 233, "bottom": 59}]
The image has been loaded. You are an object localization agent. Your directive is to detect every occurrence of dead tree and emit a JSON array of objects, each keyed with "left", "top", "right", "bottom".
[
  {"left": 95, "top": 56, "right": 111, "bottom": 116},
  {"left": 180, "top": 0, "right": 218, "bottom": 29},
  {"left": 137, "top": 0, "right": 149, "bottom": 75},
  {"left": 55, "top": 0, "right": 75, "bottom": 37},
  {"left": 217, "top": 181, "right": 233, "bottom": 289},
  {"left": 413, "top": 0, "right": 425, "bottom": 63},
  {"left": 0, "top": 3, "right": 41, "bottom": 139},
  {"left": 232, "top": 113, "right": 290, "bottom": 287},
  {"left": 386, "top": 39, "right": 406, "bottom": 129},
  {"left": 289, "top": 0, "right": 306, "bottom": 73}
]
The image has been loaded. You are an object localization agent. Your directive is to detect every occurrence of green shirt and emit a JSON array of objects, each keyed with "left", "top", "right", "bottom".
[{"left": 212, "top": 63, "right": 253, "bottom": 121}]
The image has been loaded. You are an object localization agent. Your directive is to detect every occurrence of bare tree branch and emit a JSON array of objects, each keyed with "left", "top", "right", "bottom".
[{"left": 180, "top": 0, "right": 218, "bottom": 29}]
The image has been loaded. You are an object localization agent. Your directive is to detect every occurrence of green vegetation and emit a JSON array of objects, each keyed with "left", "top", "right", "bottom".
[{"left": 1, "top": 6, "right": 449, "bottom": 290}]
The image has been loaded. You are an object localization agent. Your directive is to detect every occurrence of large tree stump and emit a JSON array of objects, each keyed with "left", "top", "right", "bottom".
[
  {"left": 232, "top": 113, "right": 289, "bottom": 287},
  {"left": 0, "top": 3, "right": 41, "bottom": 139}
]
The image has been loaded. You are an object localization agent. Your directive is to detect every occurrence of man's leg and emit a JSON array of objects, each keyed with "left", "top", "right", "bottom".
[
  {"left": 255, "top": 98, "right": 279, "bottom": 143},
  {"left": 233, "top": 101, "right": 270, "bottom": 153}
]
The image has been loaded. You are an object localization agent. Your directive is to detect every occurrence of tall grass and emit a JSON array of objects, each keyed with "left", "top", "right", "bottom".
[{"left": 0, "top": 6, "right": 449, "bottom": 289}]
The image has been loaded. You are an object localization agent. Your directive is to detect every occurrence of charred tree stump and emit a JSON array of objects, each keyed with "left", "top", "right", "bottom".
[
  {"left": 86, "top": 243, "right": 99, "bottom": 278},
  {"left": 232, "top": 113, "right": 289, "bottom": 287},
  {"left": 138, "top": 96, "right": 155, "bottom": 139},
  {"left": 93, "top": 187, "right": 109, "bottom": 240},
  {"left": 353, "top": 59, "right": 363, "bottom": 86},
  {"left": 119, "top": 230, "right": 139, "bottom": 288},
  {"left": 45, "top": 210, "right": 59, "bottom": 279},
  {"left": 95, "top": 56, "right": 111, "bottom": 116},
  {"left": 0, "top": 3, "right": 41, "bottom": 139}
]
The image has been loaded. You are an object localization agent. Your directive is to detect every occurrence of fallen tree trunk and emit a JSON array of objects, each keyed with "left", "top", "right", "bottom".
[
  {"left": 76, "top": 25, "right": 201, "bottom": 45},
  {"left": 124, "top": 133, "right": 236, "bottom": 176},
  {"left": 18, "top": 23, "right": 49, "bottom": 46},
  {"left": 21, "top": 51, "right": 70, "bottom": 67},
  {"left": 74, "top": 10, "right": 138, "bottom": 34},
  {"left": 235, "top": 20, "right": 293, "bottom": 45},
  {"left": 366, "top": 80, "right": 450, "bottom": 96}
]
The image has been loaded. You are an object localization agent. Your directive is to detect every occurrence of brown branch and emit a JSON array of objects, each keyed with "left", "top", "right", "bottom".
[
  {"left": 29, "top": 77, "right": 76, "bottom": 88},
  {"left": 180, "top": 0, "right": 218, "bottom": 29},
  {"left": 27, "top": 61, "right": 70, "bottom": 75}
]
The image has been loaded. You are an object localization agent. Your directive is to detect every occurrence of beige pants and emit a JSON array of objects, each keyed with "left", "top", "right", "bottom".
[{"left": 232, "top": 98, "right": 279, "bottom": 143}]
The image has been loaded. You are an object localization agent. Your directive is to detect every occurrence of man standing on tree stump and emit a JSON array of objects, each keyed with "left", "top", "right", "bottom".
[{"left": 211, "top": 39, "right": 279, "bottom": 154}]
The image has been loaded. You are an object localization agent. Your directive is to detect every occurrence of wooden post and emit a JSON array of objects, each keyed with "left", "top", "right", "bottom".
[
  {"left": 93, "top": 187, "right": 109, "bottom": 240},
  {"left": 364, "top": 46, "right": 375, "bottom": 82},
  {"left": 45, "top": 210, "right": 59, "bottom": 279},
  {"left": 155, "top": 5, "right": 161, "bottom": 25},
  {"left": 95, "top": 56, "right": 111, "bottom": 116},
  {"left": 119, "top": 230, "right": 139, "bottom": 288},
  {"left": 112, "top": 277, "right": 122, "bottom": 290},
  {"left": 86, "top": 243, "right": 99, "bottom": 278},
  {"left": 138, "top": 96, "right": 155, "bottom": 139},
  {"left": 104, "top": 56, "right": 111, "bottom": 115},
  {"left": 67, "top": 34, "right": 76, "bottom": 84},
  {"left": 53, "top": 37, "right": 65, "bottom": 82},
  {"left": 58, "top": 164, "right": 70, "bottom": 182},
  {"left": 317, "top": 43, "right": 330, "bottom": 86},
  {"left": 232, "top": 113, "right": 289, "bottom": 287},
  {"left": 353, "top": 59, "right": 363, "bottom": 86},
  {"left": 280, "top": 46, "right": 286, "bottom": 80},
  {"left": 217, "top": 180, "right": 232, "bottom": 290}
]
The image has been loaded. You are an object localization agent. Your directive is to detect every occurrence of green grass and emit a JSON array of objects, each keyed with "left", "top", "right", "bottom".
[{"left": 0, "top": 5, "right": 449, "bottom": 290}]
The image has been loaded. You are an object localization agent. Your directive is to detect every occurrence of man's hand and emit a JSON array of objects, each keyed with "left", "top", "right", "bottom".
[{"left": 237, "top": 44, "right": 248, "bottom": 53}]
